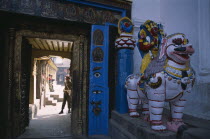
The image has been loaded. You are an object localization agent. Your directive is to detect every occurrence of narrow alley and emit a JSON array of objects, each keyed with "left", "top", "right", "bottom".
[{"left": 17, "top": 83, "right": 75, "bottom": 139}]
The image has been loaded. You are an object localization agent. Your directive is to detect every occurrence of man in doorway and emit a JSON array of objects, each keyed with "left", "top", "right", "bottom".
[{"left": 59, "top": 76, "right": 72, "bottom": 114}]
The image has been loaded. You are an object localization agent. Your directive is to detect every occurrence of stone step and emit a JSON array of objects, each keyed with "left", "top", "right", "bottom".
[
  {"left": 109, "top": 119, "right": 137, "bottom": 139},
  {"left": 50, "top": 94, "right": 63, "bottom": 102},
  {"left": 88, "top": 135, "right": 111, "bottom": 139},
  {"left": 110, "top": 110, "right": 210, "bottom": 139},
  {"left": 45, "top": 100, "right": 56, "bottom": 106},
  {"left": 110, "top": 111, "right": 176, "bottom": 139},
  {"left": 46, "top": 91, "right": 63, "bottom": 98},
  {"left": 44, "top": 96, "right": 56, "bottom": 106},
  {"left": 46, "top": 96, "right": 57, "bottom": 104}
]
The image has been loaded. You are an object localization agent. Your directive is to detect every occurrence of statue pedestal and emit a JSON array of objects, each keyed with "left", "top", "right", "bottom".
[{"left": 109, "top": 110, "right": 210, "bottom": 139}]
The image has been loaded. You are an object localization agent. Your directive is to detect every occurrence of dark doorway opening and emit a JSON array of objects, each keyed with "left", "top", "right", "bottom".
[{"left": 0, "top": 12, "right": 90, "bottom": 138}]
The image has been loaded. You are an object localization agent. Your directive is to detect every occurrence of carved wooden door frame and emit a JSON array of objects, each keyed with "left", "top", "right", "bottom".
[{"left": 10, "top": 30, "right": 89, "bottom": 137}]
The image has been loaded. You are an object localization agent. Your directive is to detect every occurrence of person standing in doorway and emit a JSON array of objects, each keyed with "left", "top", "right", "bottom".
[{"left": 59, "top": 76, "right": 72, "bottom": 114}]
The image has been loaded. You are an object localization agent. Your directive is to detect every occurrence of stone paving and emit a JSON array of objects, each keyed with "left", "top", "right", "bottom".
[
  {"left": 18, "top": 102, "right": 111, "bottom": 139},
  {"left": 18, "top": 102, "right": 72, "bottom": 139},
  {"left": 18, "top": 82, "right": 75, "bottom": 139},
  {"left": 17, "top": 83, "right": 111, "bottom": 139}
]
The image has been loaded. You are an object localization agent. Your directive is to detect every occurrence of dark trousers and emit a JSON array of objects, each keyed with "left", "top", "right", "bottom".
[{"left": 61, "top": 92, "right": 71, "bottom": 110}]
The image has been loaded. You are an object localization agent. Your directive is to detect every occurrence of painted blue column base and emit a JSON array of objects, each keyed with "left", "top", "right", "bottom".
[{"left": 115, "top": 49, "right": 134, "bottom": 114}]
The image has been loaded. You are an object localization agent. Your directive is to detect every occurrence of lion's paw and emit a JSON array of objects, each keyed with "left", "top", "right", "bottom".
[
  {"left": 151, "top": 125, "right": 167, "bottom": 131},
  {"left": 129, "top": 112, "right": 140, "bottom": 117},
  {"left": 166, "top": 121, "right": 185, "bottom": 132}
]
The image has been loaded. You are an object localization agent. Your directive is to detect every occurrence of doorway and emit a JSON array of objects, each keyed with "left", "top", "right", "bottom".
[
  {"left": 20, "top": 45, "right": 72, "bottom": 138},
  {"left": 12, "top": 29, "right": 89, "bottom": 138}
]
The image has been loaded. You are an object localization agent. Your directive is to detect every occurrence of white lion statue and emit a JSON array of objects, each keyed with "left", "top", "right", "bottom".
[{"left": 125, "top": 33, "right": 195, "bottom": 132}]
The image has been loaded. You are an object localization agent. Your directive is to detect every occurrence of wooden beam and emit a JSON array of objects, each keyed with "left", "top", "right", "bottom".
[
  {"left": 32, "top": 49, "right": 71, "bottom": 59},
  {"left": 35, "top": 38, "right": 45, "bottom": 50},
  {"left": 44, "top": 39, "right": 51, "bottom": 50},
  {"left": 51, "top": 41, "right": 55, "bottom": 51},
  {"left": 46, "top": 40, "right": 53, "bottom": 51},
  {"left": 33, "top": 38, "right": 42, "bottom": 49},
  {"left": 39, "top": 39, "right": 49, "bottom": 50},
  {"left": 28, "top": 38, "right": 40, "bottom": 49}
]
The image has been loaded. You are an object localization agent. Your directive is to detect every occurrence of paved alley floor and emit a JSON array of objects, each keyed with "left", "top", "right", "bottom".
[
  {"left": 18, "top": 102, "right": 73, "bottom": 139},
  {"left": 18, "top": 83, "right": 111, "bottom": 139}
]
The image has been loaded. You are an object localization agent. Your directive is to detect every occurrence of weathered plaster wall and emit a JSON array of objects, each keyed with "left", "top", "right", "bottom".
[{"left": 132, "top": 0, "right": 210, "bottom": 120}]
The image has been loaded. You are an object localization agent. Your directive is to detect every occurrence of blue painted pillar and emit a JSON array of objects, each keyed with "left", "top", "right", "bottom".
[
  {"left": 115, "top": 17, "right": 136, "bottom": 114},
  {"left": 115, "top": 49, "right": 134, "bottom": 113}
]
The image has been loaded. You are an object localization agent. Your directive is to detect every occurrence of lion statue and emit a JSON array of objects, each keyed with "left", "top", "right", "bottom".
[{"left": 125, "top": 32, "right": 195, "bottom": 132}]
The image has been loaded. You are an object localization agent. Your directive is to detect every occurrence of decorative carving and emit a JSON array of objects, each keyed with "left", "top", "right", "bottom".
[
  {"left": 138, "top": 20, "right": 164, "bottom": 56},
  {"left": 102, "top": 11, "right": 116, "bottom": 23},
  {"left": 93, "top": 29, "right": 104, "bottom": 46},
  {"left": 0, "top": 0, "right": 122, "bottom": 25},
  {"left": 0, "top": 0, "right": 11, "bottom": 9},
  {"left": 138, "top": 20, "right": 165, "bottom": 77},
  {"left": 115, "top": 17, "right": 136, "bottom": 49},
  {"left": 118, "top": 17, "right": 134, "bottom": 35},
  {"left": 91, "top": 100, "right": 102, "bottom": 116},
  {"left": 19, "top": 0, "right": 35, "bottom": 14},
  {"left": 64, "top": 4, "right": 79, "bottom": 21},
  {"left": 125, "top": 33, "right": 195, "bottom": 132},
  {"left": 84, "top": 8, "right": 96, "bottom": 24},
  {"left": 92, "top": 47, "right": 104, "bottom": 62},
  {"left": 41, "top": 0, "right": 58, "bottom": 18},
  {"left": 83, "top": 0, "right": 131, "bottom": 10}
]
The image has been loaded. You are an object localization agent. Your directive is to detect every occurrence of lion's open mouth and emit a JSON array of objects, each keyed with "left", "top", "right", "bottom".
[
  {"left": 172, "top": 52, "right": 191, "bottom": 61},
  {"left": 176, "top": 53, "right": 189, "bottom": 59}
]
